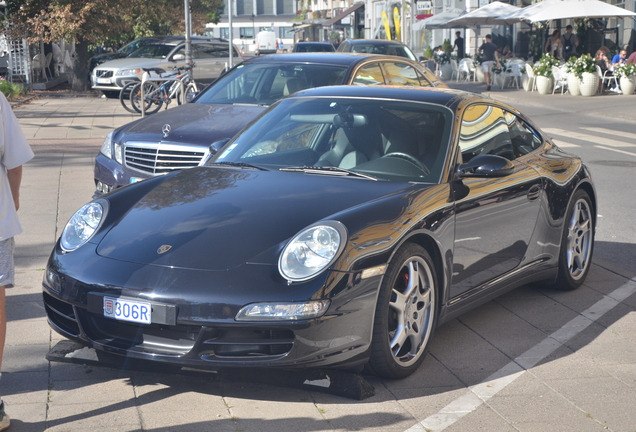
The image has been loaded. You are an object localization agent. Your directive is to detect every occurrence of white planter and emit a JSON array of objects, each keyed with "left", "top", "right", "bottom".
[
  {"left": 475, "top": 66, "right": 485, "bottom": 83},
  {"left": 579, "top": 72, "right": 599, "bottom": 97},
  {"left": 536, "top": 76, "right": 553, "bottom": 95},
  {"left": 438, "top": 63, "right": 452, "bottom": 80},
  {"left": 566, "top": 74, "right": 580, "bottom": 96},
  {"left": 619, "top": 76, "right": 636, "bottom": 95}
]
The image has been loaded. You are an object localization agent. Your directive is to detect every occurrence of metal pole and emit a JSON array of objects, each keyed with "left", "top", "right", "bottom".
[
  {"left": 184, "top": 0, "right": 192, "bottom": 65},
  {"left": 228, "top": 0, "right": 234, "bottom": 68}
]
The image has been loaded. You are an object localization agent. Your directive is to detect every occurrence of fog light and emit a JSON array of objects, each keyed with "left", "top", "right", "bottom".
[
  {"left": 235, "top": 300, "right": 330, "bottom": 321},
  {"left": 44, "top": 268, "right": 61, "bottom": 293},
  {"left": 97, "top": 181, "right": 104, "bottom": 192}
]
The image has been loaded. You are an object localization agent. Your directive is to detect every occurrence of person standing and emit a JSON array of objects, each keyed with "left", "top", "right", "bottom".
[
  {"left": 479, "top": 34, "right": 501, "bottom": 92},
  {"left": 453, "top": 31, "right": 465, "bottom": 59},
  {"left": 0, "top": 91, "right": 35, "bottom": 432},
  {"left": 545, "top": 30, "right": 563, "bottom": 60},
  {"left": 561, "top": 25, "right": 579, "bottom": 60}
]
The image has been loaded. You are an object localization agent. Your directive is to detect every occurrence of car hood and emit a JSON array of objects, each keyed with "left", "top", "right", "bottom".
[
  {"left": 117, "top": 103, "right": 268, "bottom": 147},
  {"left": 96, "top": 167, "right": 412, "bottom": 270},
  {"left": 95, "top": 57, "right": 171, "bottom": 70}
]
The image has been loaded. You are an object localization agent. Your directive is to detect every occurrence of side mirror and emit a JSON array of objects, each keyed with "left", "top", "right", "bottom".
[
  {"left": 457, "top": 154, "right": 514, "bottom": 178},
  {"left": 186, "top": 92, "right": 199, "bottom": 103},
  {"left": 209, "top": 138, "right": 230, "bottom": 156},
  {"left": 419, "top": 55, "right": 427, "bottom": 62},
  {"left": 172, "top": 53, "right": 185, "bottom": 61}
]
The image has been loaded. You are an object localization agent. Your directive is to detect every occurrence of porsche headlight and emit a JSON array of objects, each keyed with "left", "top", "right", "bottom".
[
  {"left": 100, "top": 131, "right": 113, "bottom": 159},
  {"left": 61, "top": 202, "right": 105, "bottom": 251},
  {"left": 279, "top": 222, "right": 347, "bottom": 282}
]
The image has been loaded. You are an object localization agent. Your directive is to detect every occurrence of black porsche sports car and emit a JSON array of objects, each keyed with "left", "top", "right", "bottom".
[{"left": 44, "top": 86, "right": 595, "bottom": 379}]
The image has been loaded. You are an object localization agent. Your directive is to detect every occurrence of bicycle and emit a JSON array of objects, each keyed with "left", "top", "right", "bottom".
[{"left": 120, "top": 63, "right": 199, "bottom": 114}]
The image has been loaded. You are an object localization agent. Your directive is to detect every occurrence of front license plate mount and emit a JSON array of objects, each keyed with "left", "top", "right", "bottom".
[{"left": 87, "top": 293, "right": 177, "bottom": 326}]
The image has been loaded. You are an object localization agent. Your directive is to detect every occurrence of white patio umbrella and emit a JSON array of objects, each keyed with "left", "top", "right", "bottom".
[
  {"left": 446, "top": 1, "right": 522, "bottom": 27},
  {"left": 499, "top": 0, "right": 636, "bottom": 23},
  {"left": 413, "top": 9, "right": 466, "bottom": 31}
]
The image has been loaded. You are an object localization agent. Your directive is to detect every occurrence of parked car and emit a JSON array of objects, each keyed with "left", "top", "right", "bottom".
[
  {"left": 293, "top": 42, "right": 336, "bottom": 53},
  {"left": 337, "top": 39, "right": 418, "bottom": 62},
  {"left": 91, "top": 37, "right": 243, "bottom": 97},
  {"left": 93, "top": 52, "right": 445, "bottom": 197},
  {"left": 44, "top": 85, "right": 595, "bottom": 378},
  {"left": 87, "top": 36, "right": 166, "bottom": 78}
]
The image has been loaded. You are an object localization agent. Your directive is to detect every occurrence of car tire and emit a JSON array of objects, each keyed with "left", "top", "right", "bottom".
[
  {"left": 552, "top": 189, "right": 595, "bottom": 290},
  {"left": 366, "top": 243, "right": 438, "bottom": 379}
]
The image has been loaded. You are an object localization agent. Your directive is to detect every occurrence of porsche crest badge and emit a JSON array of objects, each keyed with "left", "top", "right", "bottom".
[{"left": 157, "top": 245, "right": 172, "bottom": 254}]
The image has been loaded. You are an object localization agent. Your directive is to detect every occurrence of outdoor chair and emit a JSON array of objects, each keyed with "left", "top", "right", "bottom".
[
  {"left": 501, "top": 63, "right": 522, "bottom": 89},
  {"left": 596, "top": 65, "right": 618, "bottom": 93},
  {"left": 551, "top": 66, "right": 568, "bottom": 94},
  {"left": 450, "top": 59, "right": 460, "bottom": 81},
  {"left": 525, "top": 63, "right": 537, "bottom": 92},
  {"left": 458, "top": 59, "right": 473, "bottom": 81}
]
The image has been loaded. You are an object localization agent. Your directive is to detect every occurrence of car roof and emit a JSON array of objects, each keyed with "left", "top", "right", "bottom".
[
  {"left": 143, "top": 36, "right": 227, "bottom": 46},
  {"left": 344, "top": 39, "right": 410, "bottom": 47},
  {"left": 296, "top": 42, "right": 333, "bottom": 46},
  {"left": 288, "top": 84, "right": 490, "bottom": 109},
  {"left": 242, "top": 52, "right": 414, "bottom": 66}
]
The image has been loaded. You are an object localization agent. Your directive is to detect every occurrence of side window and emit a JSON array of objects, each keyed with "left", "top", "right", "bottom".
[
  {"left": 382, "top": 62, "right": 422, "bottom": 86},
  {"left": 459, "top": 105, "right": 514, "bottom": 162},
  {"left": 196, "top": 43, "right": 228, "bottom": 58},
  {"left": 415, "top": 69, "right": 433, "bottom": 87},
  {"left": 353, "top": 64, "right": 385, "bottom": 85},
  {"left": 505, "top": 112, "right": 544, "bottom": 157}
]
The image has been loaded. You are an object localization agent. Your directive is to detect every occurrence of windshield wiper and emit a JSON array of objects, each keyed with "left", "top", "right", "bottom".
[
  {"left": 280, "top": 166, "right": 379, "bottom": 181},
  {"left": 209, "top": 161, "right": 268, "bottom": 171}
]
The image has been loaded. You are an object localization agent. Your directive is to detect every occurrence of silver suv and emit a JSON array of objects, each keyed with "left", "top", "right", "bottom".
[{"left": 92, "top": 37, "right": 243, "bottom": 96}]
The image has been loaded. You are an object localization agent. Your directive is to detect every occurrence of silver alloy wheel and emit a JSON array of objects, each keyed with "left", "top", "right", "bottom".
[
  {"left": 387, "top": 256, "right": 436, "bottom": 367},
  {"left": 566, "top": 197, "right": 593, "bottom": 280}
]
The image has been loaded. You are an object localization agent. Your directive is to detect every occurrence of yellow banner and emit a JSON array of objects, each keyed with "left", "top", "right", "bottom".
[
  {"left": 382, "top": 11, "right": 392, "bottom": 40},
  {"left": 393, "top": 7, "right": 401, "bottom": 40}
]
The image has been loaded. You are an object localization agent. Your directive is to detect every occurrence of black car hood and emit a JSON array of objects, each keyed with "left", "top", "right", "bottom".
[
  {"left": 96, "top": 167, "right": 411, "bottom": 270},
  {"left": 118, "top": 103, "right": 268, "bottom": 147}
]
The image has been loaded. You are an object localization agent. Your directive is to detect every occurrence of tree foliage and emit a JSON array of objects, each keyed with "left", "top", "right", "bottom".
[{"left": 5, "top": 0, "right": 224, "bottom": 90}]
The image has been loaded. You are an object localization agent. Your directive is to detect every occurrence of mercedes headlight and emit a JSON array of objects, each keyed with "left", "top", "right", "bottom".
[
  {"left": 116, "top": 68, "right": 141, "bottom": 76},
  {"left": 279, "top": 221, "right": 347, "bottom": 282},
  {"left": 100, "top": 131, "right": 113, "bottom": 159},
  {"left": 61, "top": 202, "right": 106, "bottom": 252}
]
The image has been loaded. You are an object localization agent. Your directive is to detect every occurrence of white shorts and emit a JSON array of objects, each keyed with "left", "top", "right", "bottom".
[
  {"left": 482, "top": 61, "right": 494, "bottom": 73},
  {"left": 0, "top": 238, "right": 15, "bottom": 287}
]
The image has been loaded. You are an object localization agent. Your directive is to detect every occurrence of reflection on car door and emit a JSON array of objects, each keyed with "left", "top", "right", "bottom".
[{"left": 450, "top": 104, "right": 543, "bottom": 299}]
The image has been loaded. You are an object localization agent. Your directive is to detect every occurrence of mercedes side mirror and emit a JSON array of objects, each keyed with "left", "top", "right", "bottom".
[
  {"left": 186, "top": 92, "right": 199, "bottom": 103},
  {"left": 457, "top": 154, "right": 514, "bottom": 178},
  {"left": 209, "top": 138, "right": 230, "bottom": 156}
]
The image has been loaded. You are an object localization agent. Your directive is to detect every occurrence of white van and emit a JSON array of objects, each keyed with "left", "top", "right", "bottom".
[{"left": 254, "top": 31, "right": 277, "bottom": 56}]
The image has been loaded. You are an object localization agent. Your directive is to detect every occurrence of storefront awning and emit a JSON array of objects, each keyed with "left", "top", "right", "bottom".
[{"left": 322, "top": 2, "right": 364, "bottom": 26}]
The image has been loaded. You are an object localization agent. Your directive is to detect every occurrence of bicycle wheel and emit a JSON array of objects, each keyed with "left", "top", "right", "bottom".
[
  {"left": 119, "top": 82, "right": 139, "bottom": 114},
  {"left": 130, "top": 82, "right": 162, "bottom": 114},
  {"left": 178, "top": 82, "right": 199, "bottom": 105}
]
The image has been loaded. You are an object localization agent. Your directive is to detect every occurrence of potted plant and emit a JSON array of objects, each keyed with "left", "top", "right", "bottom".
[
  {"left": 473, "top": 52, "right": 485, "bottom": 83},
  {"left": 613, "top": 62, "right": 636, "bottom": 95},
  {"left": 434, "top": 51, "right": 452, "bottom": 80},
  {"left": 533, "top": 54, "right": 559, "bottom": 94},
  {"left": 571, "top": 54, "right": 598, "bottom": 97},
  {"left": 563, "top": 56, "right": 581, "bottom": 96}
]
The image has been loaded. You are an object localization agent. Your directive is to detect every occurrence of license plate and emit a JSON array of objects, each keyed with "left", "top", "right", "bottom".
[
  {"left": 103, "top": 297, "right": 151, "bottom": 324},
  {"left": 96, "top": 77, "right": 111, "bottom": 84}
]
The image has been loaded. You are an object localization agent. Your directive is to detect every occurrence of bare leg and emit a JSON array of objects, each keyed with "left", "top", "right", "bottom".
[{"left": 485, "top": 71, "right": 491, "bottom": 88}]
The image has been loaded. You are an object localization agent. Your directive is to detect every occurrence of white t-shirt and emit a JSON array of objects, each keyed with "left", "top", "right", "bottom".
[{"left": 0, "top": 92, "right": 34, "bottom": 240}]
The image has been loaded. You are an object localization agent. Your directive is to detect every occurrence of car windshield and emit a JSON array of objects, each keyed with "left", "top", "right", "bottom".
[
  {"left": 128, "top": 44, "right": 175, "bottom": 59},
  {"left": 351, "top": 44, "right": 417, "bottom": 61},
  {"left": 195, "top": 62, "right": 349, "bottom": 106},
  {"left": 209, "top": 97, "right": 452, "bottom": 183}
]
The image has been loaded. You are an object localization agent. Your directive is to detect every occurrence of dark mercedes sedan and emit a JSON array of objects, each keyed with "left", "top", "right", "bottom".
[
  {"left": 94, "top": 53, "right": 445, "bottom": 197},
  {"left": 45, "top": 86, "right": 595, "bottom": 378}
]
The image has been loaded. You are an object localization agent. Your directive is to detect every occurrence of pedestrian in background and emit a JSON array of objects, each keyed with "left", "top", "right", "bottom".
[
  {"left": 0, "top": 91, "right": 34, "bottom": 432},
  {"left": 479, "top": 34, "right": 501, "bottom": 92},
  {"left": 453, "top": 31, "right": 465, "bottom": 59}
]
